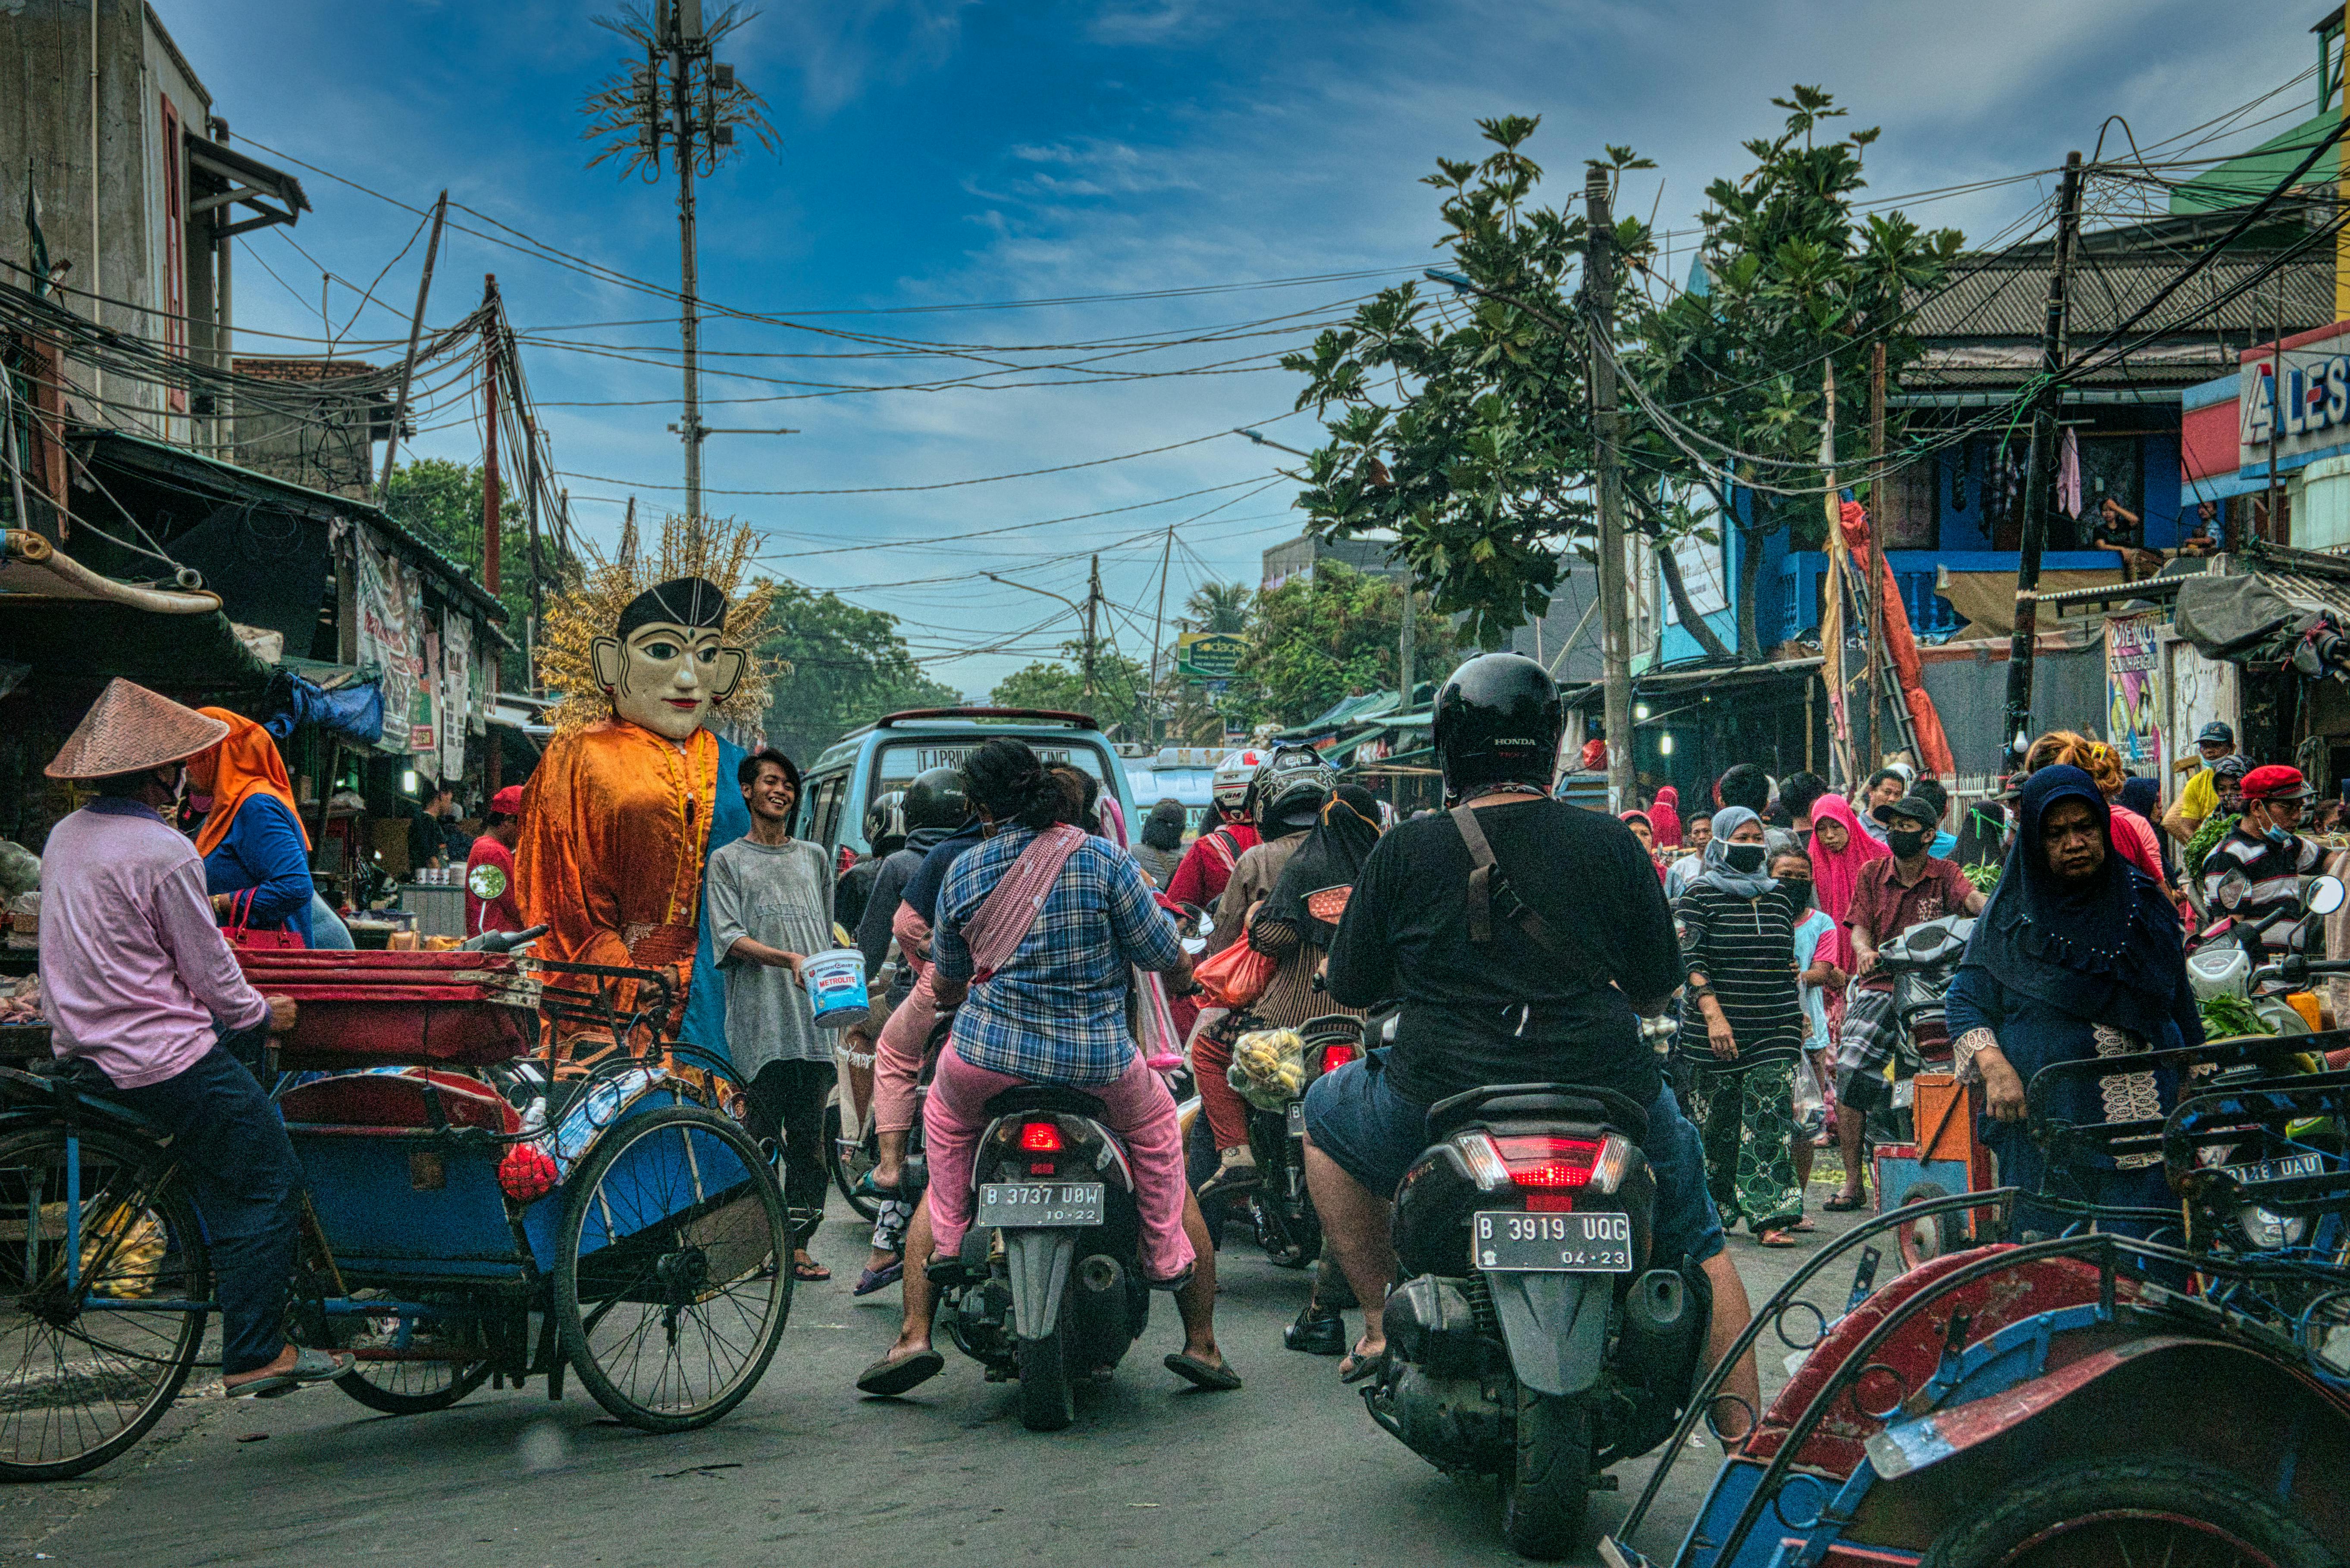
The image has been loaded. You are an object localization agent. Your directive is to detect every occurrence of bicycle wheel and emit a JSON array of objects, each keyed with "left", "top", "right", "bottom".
[
  {"left": 825, "top": 1088, "right": 881, "bottom": 1223},
  {"left": 334, "top": 1296, "right": 495, "bottom": 1415},
  {"left": 554, "top": 1104, "right": 791, "bottom": 1432},
  {"left": 0, "top": 1125, "right": 209, "bottom": 1480}
]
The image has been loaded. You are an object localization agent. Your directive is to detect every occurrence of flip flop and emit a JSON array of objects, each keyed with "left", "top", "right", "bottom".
[
  {"left": 855, "top": 1348, "right": 945, "bottom": 1397},
  {"left": 852, "top": 1170, "right": 902, "bottom": 1200},
  {"left": 229, "top": 1348, "right": 354, "bottom": 1399},
  {"left": 1754, "top": 1229, "right": 1804, "bottom": 1248},
  {"left": 852, "top": 1260, "right": 904, "bottom": 1297},
  {"left": 1163, "top": 1352, "right": 1242, "bottom": 1392},
  {"left": 1338, "top": 1341, "right": 1388, "bottom": 1384},
  {"left": 1822, "top": 1192, "right": 1868, "bottom": 1212},
  {"left": 792, "top": 1257, "right": 833, "bottom": 1283}
]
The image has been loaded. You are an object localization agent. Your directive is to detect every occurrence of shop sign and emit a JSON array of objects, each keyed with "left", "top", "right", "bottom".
[
  {"left": 1176, "top": 631, "right": 1247, "bottom": 682},
  {"left": 2106, "top": 609, "right": 2164, "bottom": 773},
  {"left": 355, "top": 531, "right": 430, "bottom": 764},
  {"left": 2239, "top": 323, "right": 2350, "bottom": 472}
]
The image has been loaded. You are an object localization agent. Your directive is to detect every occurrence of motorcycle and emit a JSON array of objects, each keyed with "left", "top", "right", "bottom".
[
  {"left": 1361, "top": 1073, "right": 1713, "bottom": 1560},
  {"left": 1228, "top": 1013, "right": 1361, "bottom": 1268},
  {"left": 931, "top": 1083, "right": 1156, "bottom": 1431},
  {"left": 2190, "top": 871, "right": 2350, "bottom": 1036}
]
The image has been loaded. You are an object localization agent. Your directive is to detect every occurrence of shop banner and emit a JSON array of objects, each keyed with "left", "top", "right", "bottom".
[
  {"left": 2106, "top": 610, "right": 2164, "bottom": 773},
  {"left": 355, "top": 532, "right": 429, "bottom": 763},
  {"left": 441, "top": 611, "right": 471, "bottom": 782}
]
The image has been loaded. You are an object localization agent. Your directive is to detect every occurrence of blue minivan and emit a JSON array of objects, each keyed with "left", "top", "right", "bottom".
[{"left": 793, "top": 707, "right": 1141, "bottom": 866}]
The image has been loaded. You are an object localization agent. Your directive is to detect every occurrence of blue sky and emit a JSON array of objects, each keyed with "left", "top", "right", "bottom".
[{"left": 163, "top": 0, "right": 2330, "bottom": 697}]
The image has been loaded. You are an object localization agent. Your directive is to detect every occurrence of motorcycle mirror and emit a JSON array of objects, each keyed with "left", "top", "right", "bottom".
[
  {"left": 2305, "top": 875, "right": 2347, "bottom": 917},
  {"left": 2217, "top": 870, "right": 2251, "bottom": 911}
]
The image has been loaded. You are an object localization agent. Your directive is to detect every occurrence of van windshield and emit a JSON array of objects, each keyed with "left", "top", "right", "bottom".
[{"left": 874, "top": 739, "right": 1109, "bottom": 792}]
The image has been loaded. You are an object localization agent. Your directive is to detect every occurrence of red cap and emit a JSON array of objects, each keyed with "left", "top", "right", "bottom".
[
  {"left": 2239, "top": 764, "right": 2312, "bottom": 803},
  {"left": 490, "top": 785, "right": 526, "bottom": 816}
]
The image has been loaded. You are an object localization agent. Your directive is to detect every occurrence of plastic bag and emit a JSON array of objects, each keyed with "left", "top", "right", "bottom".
[
  {"left": 1193, "top": 938, "right": 1274, "bottom": 1008},
  {"left": 1792, "top": 1053, "right": 1824, "bottom": 1118},
  {"left": 1228, "top": 1027, "right": 1306, "bottom": 1110}
]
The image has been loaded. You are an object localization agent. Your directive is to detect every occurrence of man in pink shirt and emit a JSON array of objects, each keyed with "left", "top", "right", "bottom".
[{"left": 38, "top": 680, "right": 348, "bottom": 1398}]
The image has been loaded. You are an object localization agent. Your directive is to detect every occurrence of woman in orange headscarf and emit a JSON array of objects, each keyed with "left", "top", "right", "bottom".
[{"left": 188, "top": 709, "right": 315, "bottom": 946}]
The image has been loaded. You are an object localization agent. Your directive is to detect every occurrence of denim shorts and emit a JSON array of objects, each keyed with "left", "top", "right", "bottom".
[{"left": 1302, "top": 1056, "right": 1726, "bottom": 1266}]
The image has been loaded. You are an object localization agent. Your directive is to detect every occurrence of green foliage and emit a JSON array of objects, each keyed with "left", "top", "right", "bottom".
[
  {"left": 1225, "top": 562, "right": 1455, "bottom": 729},
  {"left": 381, "top": 459, "right": 535, "bottom": 686},
  {"left": 1285, "top": 93, "right": 1965, "bottom": 658},
  {"left": 1961, "top": 860, "right": 2001, "bottom": 895},
  {"left": 988, "top": 642, "right": 1150, "bottom": 739},
  {"left": 2199, "top": 993, "right": 2273, "bottom": 1041},
  {"left": 2184, "top": 811, "right": 2240, "bottom": 883},
  {"left": 1184, "top": 581, "right": 1252, "bottom": 633},
  {"left": 758, "top": 581, "right": 961, "bottom": 763}
]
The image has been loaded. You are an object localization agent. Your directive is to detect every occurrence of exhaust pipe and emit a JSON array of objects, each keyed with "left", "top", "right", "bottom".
[{"left": 1078, "top": 1254, "right": 1124, "bottom": 1295}]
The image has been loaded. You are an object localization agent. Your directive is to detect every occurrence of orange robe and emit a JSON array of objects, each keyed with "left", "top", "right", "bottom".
[{"left": 517, "top": 719, "right": 723, "bottom": 1072}]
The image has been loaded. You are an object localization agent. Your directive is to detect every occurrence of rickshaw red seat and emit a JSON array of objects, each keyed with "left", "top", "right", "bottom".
[
  {"left": 1745, "top": 1246, "right": 2128, "bottom": 1474},
  {"left": 234, "top": 951, "right": 535, "bottom": 1068},
  {"left": 278, "top": 1070, "right": 522, "bottom": 1134}
]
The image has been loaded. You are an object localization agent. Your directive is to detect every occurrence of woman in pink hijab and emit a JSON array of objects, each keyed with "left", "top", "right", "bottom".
[
  {"left": 1648, "top": 786, "right": 1684, "bottom": 849},
  {"left": 1807, "top": 793, "right": 1889, "bottom": 972}
]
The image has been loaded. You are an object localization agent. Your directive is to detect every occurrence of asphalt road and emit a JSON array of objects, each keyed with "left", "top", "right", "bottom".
[{"left": 0, "top": 1195, "right": 1867, "bottom": 1568}]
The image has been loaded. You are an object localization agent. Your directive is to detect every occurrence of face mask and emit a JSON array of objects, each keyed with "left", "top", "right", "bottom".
[
  {"left": 1887, "top": 828, "right": 1929, "bottom": 859},
  {"left": 1783, "top": 879, "right": 1814, "bottom": 912},
  {"left": 1723, "top": 843, "right": 1767, "bottom": 874},
  {"left": 2263, "top": 823, "right": 2294, "bottom": 849}
]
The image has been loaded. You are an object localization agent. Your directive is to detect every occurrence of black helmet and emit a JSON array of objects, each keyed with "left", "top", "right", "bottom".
[
  {"left": 864, "top": 790, "right": 908, "bottom": 849},
  {"left": 902, "top": 766, "right": 970, "bottom": 832},
  {"left": 1432, "top": 652, "right": 1563, "bottom": 799},
  {"left": 1254, "top": 744, "right": 1337, "bottom": 835}
]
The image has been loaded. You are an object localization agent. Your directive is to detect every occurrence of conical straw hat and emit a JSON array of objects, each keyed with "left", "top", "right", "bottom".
[{"left": 45, "top": 679, "right": 233, "bottom": 779}]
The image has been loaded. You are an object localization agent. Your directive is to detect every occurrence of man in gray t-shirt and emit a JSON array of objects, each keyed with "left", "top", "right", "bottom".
[{"left": 705, "top": 748, "right": 837, "bottom": 1282}]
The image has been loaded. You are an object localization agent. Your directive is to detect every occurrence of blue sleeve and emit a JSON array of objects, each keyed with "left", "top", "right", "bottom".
[
  {"left": 1944, "top": 962, "right": 2002, "bottom": 1042},
  {"left": 1100, "top": 845, "right": 1183, "bottom": 971},
  {"left": 214, "top": 797, "right": 315, "bottom": 935}
]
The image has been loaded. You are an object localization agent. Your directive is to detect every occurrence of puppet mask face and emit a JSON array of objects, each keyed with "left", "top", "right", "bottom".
[{"left": 592, "top": 621, "right": 744, "bottom": 741}]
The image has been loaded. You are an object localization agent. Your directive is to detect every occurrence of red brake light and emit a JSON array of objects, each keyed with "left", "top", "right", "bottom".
[
  {"left": 1320, "top": 1042, "right": 1359, "bottom": 1071},
  {"left": 1526, "top": 1191, "right": 1577, "bottom": 1212},
  {"left": 836, "top": 845, "right": 859, "bottom": 877},
  {"left": 1494, "top": 1134, "right": 1604, "bottom": 1189},
  {"left": 1018, "top": 1122, "right": 1063, "bottom": 1153}
]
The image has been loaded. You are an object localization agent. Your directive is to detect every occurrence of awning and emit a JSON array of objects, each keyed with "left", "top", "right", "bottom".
[
  {"left": 0, "top": 528, "right": 218, "bottom": 612},
  {"left": 1559, "top": 657, "right": 1823, "bottom": 708},
  {"left": 184, "top": 132, "right": 308, "bottom": 238}
]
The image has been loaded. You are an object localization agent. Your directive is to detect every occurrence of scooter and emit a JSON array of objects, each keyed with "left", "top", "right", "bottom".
[
  {"left": 931, "top": 1085, "right": 1154, "bottom": 1431},
  {"left": 1233, "top": 1013, "right": 1361, "bottom": 1268},
  {"left": 1361, "top": 1077, "right": 1713, "bottom": 1560}
]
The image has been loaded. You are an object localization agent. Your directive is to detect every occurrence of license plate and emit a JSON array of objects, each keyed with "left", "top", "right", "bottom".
[
  {"left": 1285, "top": 1101, "right": 1305, "bottom": 1136},
  {"left": 2223, "top": 1152, "right": 2326, "bottom": 1186},
  {"left": 1473, "top": 1211, "right": 1633, "bottom": 1273},
  {"left": 976, "top": 1182, "right": 1105, "bottom": 1228}
]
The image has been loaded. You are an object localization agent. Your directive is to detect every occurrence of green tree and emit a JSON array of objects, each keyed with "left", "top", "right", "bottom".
[
  {"left": 759, "top": 581, "right": 961, "bottom": 763},
  {"left": 380, "top": 458, "right": 536, "bottom": 687},
  {"left": 1226, "top": 561, "right": 1454, "bottom": 729},
  {"left": 1183, "top": 582, "right": 1252, "bottom": 633},
  {"left": 990, "top": 642, "right": 1150, "bottom": 739}
]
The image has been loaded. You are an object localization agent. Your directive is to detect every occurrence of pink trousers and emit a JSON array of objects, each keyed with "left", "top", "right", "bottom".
[
  {"left": 921, "top": 1045, "right": 1194, "bottom": 1283},
  {"left": 872, "top": 906, "right": 937, "bottom": 1135}
]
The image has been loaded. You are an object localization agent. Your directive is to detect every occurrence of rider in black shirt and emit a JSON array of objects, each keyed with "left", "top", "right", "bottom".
[{"left": 1305, "top": 654, "right": 1759, "bottom": 1421}]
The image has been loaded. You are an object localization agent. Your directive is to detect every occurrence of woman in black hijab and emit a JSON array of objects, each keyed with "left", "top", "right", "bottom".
[
  {"left": 1946, "top": 765, "right": 2202, "bottom": 1238},
  {"left": 1134, "top": 797, "right": 1189, "bottom": 887}
]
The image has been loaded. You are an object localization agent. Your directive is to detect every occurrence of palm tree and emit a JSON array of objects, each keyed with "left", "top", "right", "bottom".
[{"left": 1184, "top": 582, "right": 1251, "bottom": 633}]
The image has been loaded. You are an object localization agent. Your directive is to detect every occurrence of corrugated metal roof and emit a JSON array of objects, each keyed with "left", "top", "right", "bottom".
[{"left": 1909, "top": 251, "right": 2333, "bottom": 343}]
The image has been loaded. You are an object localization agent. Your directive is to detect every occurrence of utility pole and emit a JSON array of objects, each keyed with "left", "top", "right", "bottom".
[
  {"left": 669, "top": 0, "right": 705, "bottom": 541},
  {"left": 1398, "top": 566, "right": 1416, "bottom": 701},
  {"left": 1998, "top": 150, "right": 2085, "bottom": 774},
  {"left": 1585, "top": 166, "right": 1636, "bottom": 813},
  {"left": 1083, "top": 553, "right": 1102, "bottom": 699},
  {"left": 1147, "top": 525, "right": 1173, "bottom": 745},
  {"left": 480, "top": 276, "right": 501, "bottom": 600},
  {"left": 376, "top": 191, "right": 447, "bottom": 501},
  {"left": 1865, "top": 339, "right": 1888, "bottom": 767}
]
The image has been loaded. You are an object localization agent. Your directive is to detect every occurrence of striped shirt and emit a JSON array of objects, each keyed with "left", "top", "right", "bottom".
[
  {"left": 933, "top": 827, "right": 1184, "bottom": 1085},
  {"left": 1674, "top": 881, "right": 1806, "bottom": 1070},
  {"left": 2200, "top": 826, "right": 2322, "bottom": 964}
]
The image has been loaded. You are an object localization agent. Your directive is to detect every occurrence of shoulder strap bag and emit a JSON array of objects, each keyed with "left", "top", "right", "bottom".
[{"left": 1448, "top": 804, "right": 1611, "bottom": 990}]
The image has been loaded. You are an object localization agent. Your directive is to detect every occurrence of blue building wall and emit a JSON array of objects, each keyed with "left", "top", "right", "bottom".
[{"left": 1934, "top": 433, "right": 2184, "bottom": 550}]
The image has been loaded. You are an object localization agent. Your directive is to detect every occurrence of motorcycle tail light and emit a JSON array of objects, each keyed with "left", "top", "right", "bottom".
[
  {"left": 1320, "top": 1041, "right": 1360, "bottom": 1072},
  {"left": 836, "top": 844, "right": 859, "bottom": 878},
  {"left": 1018, "top": 1122, "right": 1063, "bottom": 1153},
  {"left": 1028, "top": 1161, "right": 1056, "bottom": 1175},
  {"left": 1526, "top": 1191, "right": 1576, "bottom": 1213},
  {"left": 1460, "top": 1132, "right": 1636, "bottom": 1194}
]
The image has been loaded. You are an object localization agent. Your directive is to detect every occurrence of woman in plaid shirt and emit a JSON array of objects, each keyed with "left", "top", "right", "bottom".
[{"left": 857, "top": 739, "right": 1240, "bottom": 1398}]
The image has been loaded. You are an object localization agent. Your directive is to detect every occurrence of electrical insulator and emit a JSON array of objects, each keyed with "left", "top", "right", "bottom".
[
  {"left": 712, "top": 124, "right": 734, "bottom": 147},
  {"left": 712, "top": 61, "right": 735, "bottom": 90}
]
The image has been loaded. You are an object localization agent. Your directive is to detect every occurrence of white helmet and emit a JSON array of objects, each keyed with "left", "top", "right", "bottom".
[{"left": 1212, "top": 748, "right": 1264, "bottom": 813}]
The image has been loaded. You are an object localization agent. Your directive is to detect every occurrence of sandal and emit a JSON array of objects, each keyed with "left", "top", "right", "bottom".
[
  {"left": 1338, "top": 1339, "right": 1388, "bottom": 1384},
  {"left": 855, "top": 1348, "right": 945, "bottom": 1397},
  {"left": 852, "top": 1260, "right": 904, "bottom": 1297},
  {"left": 792, "top": 1257, "right": 832, "bottom": 1282},
  {"left": 1754, "top": 1228, "right": 1804, "bottom": 1248},
  {"left": 228, "top": 1347, "right": 354, "bottom": 1399},
  {"left": 852, "top": 1170, "right": 903, "bottom": 1200},
  {"left": 1822, "top": 1191, "right": 1867, "bottom": 1212},
  {"left": 1163, "top": 1352, "right": 1243, "bottom": 1392}
]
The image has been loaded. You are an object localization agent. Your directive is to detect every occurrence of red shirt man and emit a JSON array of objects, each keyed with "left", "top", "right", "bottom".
[
  {"left": 1164, "top": 813, "right": 1259, "bottom": 910},
  {"left": 465, "top": 786, "right": 526, "bottom": 936}
]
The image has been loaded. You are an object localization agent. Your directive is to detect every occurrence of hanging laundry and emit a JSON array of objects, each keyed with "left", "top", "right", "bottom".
[{"left": 2058, "top": 426, "right": 2083, "bottom": 518}]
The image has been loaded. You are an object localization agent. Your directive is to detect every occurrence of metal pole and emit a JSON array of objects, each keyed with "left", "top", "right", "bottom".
[
  {"left": 1147, "top": 524, "right": 1172, "bottom": 745},
  {"left": 87, "top": 0, "right": 100, "bottom": 410},
  {"left": 1866, "top": 338, "right": 1888, "bottom": 764},
  {"left": 481, "top": 277, "right": 500, "bottom": 598},
  {"left": 671, "top": 16, "right": 703, "bottom": 541},
  {"left": 2268, "top": 276, "right": 2283, "bottom": 545},
  {"left": 1998, "top": 150, "right": 2084, "bottom": 773},
  {"left": 1083, "top": 553, "right": 1100, "bottom": 699},
  {"left": 376, "top": 191, "right": 447, "bottom": 500},
  {"left": 1585, "top": 166, "right": 1636, "bottom": 813}
]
